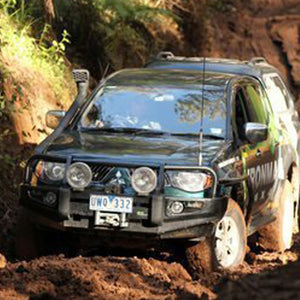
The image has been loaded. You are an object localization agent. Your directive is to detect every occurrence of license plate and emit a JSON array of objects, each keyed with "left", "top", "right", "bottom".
[{"left": 89, "top": 194, "right": 133, "bottom": 213}]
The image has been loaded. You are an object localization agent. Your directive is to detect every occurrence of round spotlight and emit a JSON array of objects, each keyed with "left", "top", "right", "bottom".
[
  {"left": 44, "top": 162, "right": 65, "bottom": 181},
  {"left": 67, "top": 162, "right": 92, "bottom": 189},
  {"left": 168, "top": 201, "right": 184, "bottom": 215},
  {"left": 131, "top": 167, "right": 157, "bottom": 195},
  {"left": 44, "top": 192, "right": 57, "bottom": 206}
]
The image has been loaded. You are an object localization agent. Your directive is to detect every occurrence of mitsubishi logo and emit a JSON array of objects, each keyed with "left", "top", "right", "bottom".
[
  {"left": 104, "top": 170, "right": 126, "bottom": 194},
  {"left": 115, "top": 171, "right": 125, "bottom": 184}
]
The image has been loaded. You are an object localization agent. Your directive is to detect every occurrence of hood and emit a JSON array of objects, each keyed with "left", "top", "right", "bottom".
[{"left": 44, "top": 130, "right": 225, "bottom": 166}]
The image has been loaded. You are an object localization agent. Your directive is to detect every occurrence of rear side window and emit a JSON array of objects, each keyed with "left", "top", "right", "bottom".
[
  {"left": 263, "top": 74, "right": 290, "bottom": 112},
  {"left": 243, "top": 84, "right": 268, "bottom": 125}
]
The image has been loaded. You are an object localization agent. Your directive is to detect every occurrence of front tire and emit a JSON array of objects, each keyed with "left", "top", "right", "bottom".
[{"left": 186, "top": 199, "right": 247, "bottom": 273}]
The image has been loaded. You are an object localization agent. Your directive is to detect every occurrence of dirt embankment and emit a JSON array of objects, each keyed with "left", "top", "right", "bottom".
[{"left": 206, "top": 0, "right": 300, "bottom": 104}]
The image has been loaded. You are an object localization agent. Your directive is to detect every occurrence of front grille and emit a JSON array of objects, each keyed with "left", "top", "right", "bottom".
[{"left": 88, "top": 164, "right": 113, "bottom": 182}]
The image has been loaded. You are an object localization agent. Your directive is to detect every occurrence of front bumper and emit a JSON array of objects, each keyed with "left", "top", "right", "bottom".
[{"left": 20, "top": 183, "right": 228, "bottom": 240}]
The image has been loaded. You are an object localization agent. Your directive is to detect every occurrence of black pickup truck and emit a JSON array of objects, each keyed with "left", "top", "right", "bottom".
[{"left": 18, "top": 67, "right": 299, "bottom": 272}]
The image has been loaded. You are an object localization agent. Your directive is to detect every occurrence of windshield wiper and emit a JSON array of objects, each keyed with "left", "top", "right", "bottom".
[
  {"left": 202, "top": 134, "right": 224, "bottom": 140},
  {"left": 171, "top": 133, "right": 224, "bottom": 139},
  {"left": 80, "top": 127, "right": 166, "bottom": 135},
  {"left": 80, "top": 127, "right": 224, "bottom": 139}
]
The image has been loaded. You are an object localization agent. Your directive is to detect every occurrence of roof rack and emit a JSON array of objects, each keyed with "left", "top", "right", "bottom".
[
  {"left": 154, "top": 51, "right": 241, "bottom": 63},
  {"left": 156, "top": 51, "right": 175, "bottom": 59},
  {"left": 249, "top": 57, "right": 268, "bottom": 65}
]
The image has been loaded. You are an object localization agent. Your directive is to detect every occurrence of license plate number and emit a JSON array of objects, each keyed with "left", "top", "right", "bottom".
[{"left": 89, "top": 195, "right": 133, "bottom": 213}]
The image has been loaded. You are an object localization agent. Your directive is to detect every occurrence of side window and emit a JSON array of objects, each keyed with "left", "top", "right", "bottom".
[
  {"left": 234, "top": 88, "right": 249, "bottom": 140},
  {"left": 243, "top": 84, "right": 268, "bottom": 125},
  {"left": 263, "top": 74, "right": 290, "bottom": 112}
]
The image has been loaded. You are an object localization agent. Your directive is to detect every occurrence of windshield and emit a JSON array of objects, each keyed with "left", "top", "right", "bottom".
[{"left": 80, "top": 85, "right": 227, "bottom": 138}]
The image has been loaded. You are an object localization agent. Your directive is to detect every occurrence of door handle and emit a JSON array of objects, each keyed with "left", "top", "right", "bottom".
[{"left": 256, "top": 149, "right": 262, "bottom": 157}]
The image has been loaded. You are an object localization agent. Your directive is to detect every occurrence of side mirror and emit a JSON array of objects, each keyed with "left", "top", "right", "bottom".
[
  {"left": 244, "top": 122, "right": 268, "bottom": 144},
  {"left": 46, "top": 110, "right": 66, "bottom": 129}
]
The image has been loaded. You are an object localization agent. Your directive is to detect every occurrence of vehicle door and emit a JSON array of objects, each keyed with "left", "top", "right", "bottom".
[
  {"left": 233, "top": 80, "right": 281, "bottom": 215},
  {"left": 262, "top": 73, "right": 300, "bottom": 156}
]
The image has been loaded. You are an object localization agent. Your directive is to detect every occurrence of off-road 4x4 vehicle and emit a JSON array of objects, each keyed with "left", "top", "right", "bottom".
[
  {"left": 18, "top": 67, "right": 299, "bottom": 272},
  {"left": 146, "top": 52, "right": 300, "bottom": 175}
]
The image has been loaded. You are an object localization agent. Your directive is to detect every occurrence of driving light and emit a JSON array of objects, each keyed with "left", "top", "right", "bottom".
[
  {"left": 67, "top": 162, "right": 92, "bottom": 189},
  {"left": 44, "top": 192, "right": 57, "bottom": 206},
  {"left": 44, "top": 162, "right": 66, "bottom": 181},
  {"left": 35, "top": 161, "right": 66, "bottom": 182},
  {"left": 131, "top": 167, "right": 157, "bottom": 194},
  {"left": 167, "top": 201, "right": 184, "bottom": 215},
  {"left": 167, "top": 171, "right": 212, "bottom": 192}
]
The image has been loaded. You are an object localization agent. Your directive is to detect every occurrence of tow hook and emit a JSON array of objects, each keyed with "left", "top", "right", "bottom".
[{"left": 95, "top": 212, "right": 128, "bottom": 228}]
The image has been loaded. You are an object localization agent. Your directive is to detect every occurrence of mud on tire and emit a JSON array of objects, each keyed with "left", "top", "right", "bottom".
[
  {"left": 185, "top": 199, "right": 247, "bottom": 274},
  {"left": 259, "top": 179, "right": 294, "bottom": 252}
]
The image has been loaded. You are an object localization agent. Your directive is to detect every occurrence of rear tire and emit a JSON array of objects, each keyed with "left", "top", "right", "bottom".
[
  {"left": 259, "top": 180, "right": 294, "bottom": 252},
  {"left": 186, "top": 199, "right": 246, "bottom": 274}
]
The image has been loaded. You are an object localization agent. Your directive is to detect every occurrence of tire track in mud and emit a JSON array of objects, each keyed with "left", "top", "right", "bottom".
[{"left": 0, "top": 234, "right": 300, "bottom": 300}]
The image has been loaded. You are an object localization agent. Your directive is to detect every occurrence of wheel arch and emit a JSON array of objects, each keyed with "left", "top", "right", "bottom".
[
  {"left": 286, "top": 162, "right": 299, "bottom": 233},
  {"left": 230, "top": 182, "right": 249, "bottom": 217},
  {"left": 287, "top": 162, "right": 298, "bottom": 183}
]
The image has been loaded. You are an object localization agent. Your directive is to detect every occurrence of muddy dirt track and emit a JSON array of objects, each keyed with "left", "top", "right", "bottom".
[
  {"left": 2, "top": 1, "right": 300, "bottom": 299},
  {"left": 0, "top": 234, "right": 299, "bottom": 300}
]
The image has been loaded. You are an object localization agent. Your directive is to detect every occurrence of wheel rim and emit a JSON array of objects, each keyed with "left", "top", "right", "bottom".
[
  {"left": 214, "top": 216, "right": 240, "bottom": 268},
  {"left": 282, "top": 190, "right": 293, "bottom": 249}
]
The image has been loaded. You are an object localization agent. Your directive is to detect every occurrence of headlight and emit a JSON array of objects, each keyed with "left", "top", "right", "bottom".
[
  {"left": 131, "top": 167, "right": 157, "bottom": 195},
  {"left": 167, "top": 171, "right": 212, "bottom": 192},
  {"left": 67, "top": 162, "right": 92, "bottom": 189},
  {"left": 35, "top": 161, "right": 66, "bottom": 181}
]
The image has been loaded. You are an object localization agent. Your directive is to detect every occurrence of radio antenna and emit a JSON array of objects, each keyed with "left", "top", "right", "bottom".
[
  {"left": 199, "top": 56, "right": 206, "bottom": 165},
  {"left": 199, "top": 0, "right": 207, "bottom": 166}
]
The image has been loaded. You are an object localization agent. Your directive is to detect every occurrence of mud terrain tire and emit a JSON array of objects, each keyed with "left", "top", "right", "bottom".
[
  {"left": 186, "top": 199, "right": 246, "bottom": 274},
  {"left": 259, "top": 180, "right": 294, "bottom": 252}
]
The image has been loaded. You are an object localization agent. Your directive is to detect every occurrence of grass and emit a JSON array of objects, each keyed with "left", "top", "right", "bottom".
[{"left": 0, "top": 11, "right": 75, "bottom": 107}]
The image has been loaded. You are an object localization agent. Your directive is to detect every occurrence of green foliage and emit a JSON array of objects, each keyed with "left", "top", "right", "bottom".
[
  {"left": 208, "top": 0, "right": 238, "bottom": 13},
  {"left": 0, "top": 8, "right": 73, "bottom": 104},
  {"left": 1, "top": 0, "right": 178, "bottom": 73},
  {"left": 39, "top": 25, "right": 71, "bottom": 65},
  {"left": 98, "top": 0, "right": 173, "bottom": 22},
  {"left": 92, "top": 0, "right": 175, "bottom": 68},
  {"left": 49, "top": 0, "right": 177, "bottom": 71},
  {"left": 0, "top": 0, "right": 29, "bottom": 22},
  {"left": 0, "top": 0, "right": 16, "bottom": 11}
]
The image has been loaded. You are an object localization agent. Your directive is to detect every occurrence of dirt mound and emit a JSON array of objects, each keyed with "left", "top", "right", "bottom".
[
  {"left": 215, "top": 242, "right": 300, "bottom": 299},
  {"left": 1, "top": 238, "right": 300, "bottom": 299},
  {"left": 0, "top": 255, "right": 214, "bottom": 299},
  {"left": 198, "top": 0, "right": 300, "bottom": 104}
]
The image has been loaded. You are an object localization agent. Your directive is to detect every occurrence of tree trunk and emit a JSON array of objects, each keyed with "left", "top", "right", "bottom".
[{"left": 43, "top": 0, "right": 55, "bottom": 24}]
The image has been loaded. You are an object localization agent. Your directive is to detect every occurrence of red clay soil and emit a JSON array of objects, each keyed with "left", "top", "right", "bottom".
[
  {"left": 215, "top": 235, "right": 300, "bottom": 300},
  {"left": 205, "top": 0, "right": 300, "bottom": 104},
  {"left": 0, "top": 237, "right": 299, "bottom": 300},
  {"left": 0, "top": 255, "right": 214, "bottom": 300},
  {"left": 3, "top": 1, "right": 300, "bottom": 299}
]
